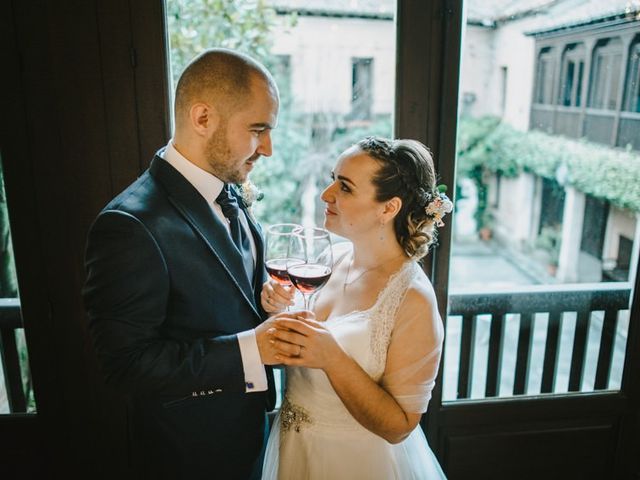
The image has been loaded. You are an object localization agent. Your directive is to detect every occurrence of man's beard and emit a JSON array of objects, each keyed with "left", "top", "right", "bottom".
[{"left": 205, "top": 124, "right": 246, "bottom": 184}]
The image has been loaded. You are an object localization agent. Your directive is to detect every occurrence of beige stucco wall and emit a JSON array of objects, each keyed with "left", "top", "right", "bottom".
[{"left": 271, "top": 15, "right": 395, "bottom": 115}]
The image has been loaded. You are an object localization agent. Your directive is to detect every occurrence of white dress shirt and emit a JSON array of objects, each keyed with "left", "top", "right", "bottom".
[{"left": 161, "top": 141, "right": 268, "bottom": 393}]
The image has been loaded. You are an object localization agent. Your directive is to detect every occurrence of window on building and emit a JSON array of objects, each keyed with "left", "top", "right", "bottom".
[
  {"left": 617, "top": 235, "right": 633, "bottom": 271},
  {"left": 534, "top": 47, "right": 554, "bottom": 104},
  {"left": 623, "top": 40, "right": 640, "bottom": 113},
  {"left": 351, "top": 57, "right": 373, "bottom": 120},
  {"left": 272, "top": 54, "right": 291, "bottom": 87},
  {"left": 538, "top": 177, "right": 565, "bottom": 234},
  {"left": 559, "top": 43, "right": 585, "bottom": 107},
  {"left": 589, "top": 38, "right": 623, "bottom": 110},
  {"left": 580, "top": 195, "right": 609, "bottom": 259},
  {"left": 500, "top": 66, "right": 508, "bottom": 114}
]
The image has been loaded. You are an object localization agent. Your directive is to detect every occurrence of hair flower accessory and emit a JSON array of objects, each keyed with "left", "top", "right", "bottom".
[
  {"left": 424, "top": 184, "right": 453, "bottom": 227},
  {"left": 236, "top": 180, "right": 264, "bottom": 208}
]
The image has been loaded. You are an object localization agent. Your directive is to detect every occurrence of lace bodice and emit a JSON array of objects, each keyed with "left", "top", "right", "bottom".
[
  {"left": 367, "top": 261, "right": 417, "bottom": 379},
  {"left": 325, "top": 260, "right": 418, "bottom": 381},
  {"left": 282, "top": 260, "right": 441, "bottom": 432}
]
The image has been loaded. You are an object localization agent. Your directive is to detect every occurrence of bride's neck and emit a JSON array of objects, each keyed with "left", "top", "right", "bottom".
[{"left": 350, "top": 237, "right": 407, "bottom": 269}]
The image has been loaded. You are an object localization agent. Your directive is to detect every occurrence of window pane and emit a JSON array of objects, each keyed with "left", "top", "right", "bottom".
[
  {"left": 608, "top": 53, "right": 622, "bottom": 109},
  {"left": 630, "top": 50, "right": 640, "bottom": 111},
  {"left": 562, "top": 61, "right": 575, "bottom": 106},
  {"left": 165, "top": 0, "right": 395, "bottom": 406},
  {"left": 351, "top": 58, "right": 374, "bottom": 120},
  {"left": 0, "top": 156, "right": 36, "bottom": 414},
  {"left": 591, "top": 54, "right": 607, "bottom": 108},
  {"left": 534, "top": 49, "right": 553, "bottom": 104},
  {"left": 576, "top": 60, "right": 584, "bottom": 106},
  {"left": 445, "top": 2, "right": 640, "bottom": 402},
  {"left": 631, "top": 44, "right": 640, "bottom": 112}
]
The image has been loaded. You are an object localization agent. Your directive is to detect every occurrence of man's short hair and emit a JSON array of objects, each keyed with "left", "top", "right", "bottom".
[{"left": 174, "top": 48, "right": 276, "bottom": 120}]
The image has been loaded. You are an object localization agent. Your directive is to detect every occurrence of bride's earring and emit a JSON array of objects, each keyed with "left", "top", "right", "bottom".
[{"left": 379, "top": 220, "right": 385, "bottom": 242}]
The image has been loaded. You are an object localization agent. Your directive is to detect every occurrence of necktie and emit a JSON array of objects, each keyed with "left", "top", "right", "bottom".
[{"left": 216, "top": 185, "right": 254, "bottom": 284}]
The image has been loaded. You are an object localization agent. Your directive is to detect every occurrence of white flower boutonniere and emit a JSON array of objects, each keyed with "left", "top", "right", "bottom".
[{"left": 236, "top": 180, "right": 264, "bottom": 210}]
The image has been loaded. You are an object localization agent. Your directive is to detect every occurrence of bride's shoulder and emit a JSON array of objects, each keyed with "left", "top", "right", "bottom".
[
  {"left": 404, "top": 262, "right": 434, "bottom": 293},
  {"left": 404, "top": 276, "right": 437, "bottom": 314},
  {"left": 397, "top": 265, "right": 441, "bottom": 325}
]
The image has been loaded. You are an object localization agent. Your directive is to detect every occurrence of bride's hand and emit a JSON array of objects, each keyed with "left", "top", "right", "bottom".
[{"left": 272, "top": 316, "right": 344, "bottom": 371}]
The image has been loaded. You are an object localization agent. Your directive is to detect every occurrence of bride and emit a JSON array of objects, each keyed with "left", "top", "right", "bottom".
[{"left": 260, "top": 136, "right": 451, "bottom": 479}]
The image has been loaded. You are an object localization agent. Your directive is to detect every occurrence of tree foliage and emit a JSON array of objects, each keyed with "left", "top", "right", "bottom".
[
  {"left": 458, "top": 116, "right": 640, "bottom": 213},
  {"left": 166, "top": 0, "right": 277, "bottom": 84},
  {"left": 0, "top": 161, "right": 18, "bottom": 297}
]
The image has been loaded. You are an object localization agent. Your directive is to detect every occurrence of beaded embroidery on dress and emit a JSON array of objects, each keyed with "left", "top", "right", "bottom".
[{"left": 261, "top": 258, "right": 447, "bottom": 480}]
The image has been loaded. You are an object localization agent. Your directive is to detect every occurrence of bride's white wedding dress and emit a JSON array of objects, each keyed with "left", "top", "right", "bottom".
[{"left": 262, "top": 259, "right": 447, "bottom": 479}]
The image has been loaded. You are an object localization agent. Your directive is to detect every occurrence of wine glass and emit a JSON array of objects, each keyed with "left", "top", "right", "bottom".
[
  {"left": 264, "top": 223, "right": 302, "bottom": 310},
  {"left": 286, "top": 227, "right": 333, "bottom": 310}
]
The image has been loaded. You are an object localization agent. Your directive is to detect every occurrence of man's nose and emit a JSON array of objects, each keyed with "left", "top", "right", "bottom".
[{"left": 257, "top": 132, "right": 273, "bottom": 157}]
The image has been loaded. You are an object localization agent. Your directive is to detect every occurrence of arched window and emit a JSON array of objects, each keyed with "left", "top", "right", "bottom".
[
  {"left": 559, "top": 43, "right": 585, "bottom": 107},
  {"left": 589, "top": 38, "right": 623, "bottom": 110},
  {"left": 623, "top": 36, "right": 640, "bottom": 112},
  {"left": 534, "top": 47, "right": 554, "bottom": 104}
]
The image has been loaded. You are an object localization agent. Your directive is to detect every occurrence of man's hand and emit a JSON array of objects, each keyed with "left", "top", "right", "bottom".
[
  {"left": 255, "top": 310, "right": 314, "bottom": 365},
  {"left": 260, "top": 280, "right": 296, "bottom": 313}
]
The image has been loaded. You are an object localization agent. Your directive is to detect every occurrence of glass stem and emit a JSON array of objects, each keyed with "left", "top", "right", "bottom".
[{"left": 303, "top": 293, "right": 309, "bottom": 310}]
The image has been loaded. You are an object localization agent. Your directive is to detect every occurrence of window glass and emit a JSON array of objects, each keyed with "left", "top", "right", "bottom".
[
  {"left": 444, "top": 2, "right": 640, "bottom": 401},
  {"left": 560, "top": 44, "right": 585, "bottom": 107},
  {"left": 166, "top": 0, "right": 396, "bottom": 406},
  {"left": 624, "top": 40, "right": 640, "bottom": 112},
  {"left": 589, "top": 39, "right": 623, "bottom": 110},
  {"left": 351, "top": 58, "right": 374, "bottom": 120},
  {"left": 534, "top": 48, "right": 554, "bottom": 104},
  {"left": 0, "top": 155, "right": 35, "bottom": 414}
]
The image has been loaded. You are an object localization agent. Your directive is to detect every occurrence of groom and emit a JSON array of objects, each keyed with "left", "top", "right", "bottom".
[{"left": 83, "top": 49, "right": 296, "bottom": 479}]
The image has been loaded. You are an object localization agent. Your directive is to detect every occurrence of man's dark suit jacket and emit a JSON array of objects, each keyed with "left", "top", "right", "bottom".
[{"left": 83, "top": 155, "right": 274, "bottom": 480}]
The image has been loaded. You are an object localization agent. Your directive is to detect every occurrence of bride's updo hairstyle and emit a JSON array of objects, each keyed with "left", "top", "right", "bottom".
[{"left": 357, "top": 136, "right": 441, "bottom": 260}]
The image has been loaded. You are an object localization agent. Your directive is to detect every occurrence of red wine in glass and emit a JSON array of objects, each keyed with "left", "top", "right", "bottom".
[
  {"left": 265, "top": 258, "right": 304, "bottom": 286},
  {"left": 265, "top": 259, "right": 291, "bottom": 285},
  {"left": 287, "top": 227, "right": 333, "bottom": 309},
  {"left": 287, "top": 264, "right": 332, "bottom": 294},
  {"left": 265, "top": 224, "right": 303, "bottom": 311}
]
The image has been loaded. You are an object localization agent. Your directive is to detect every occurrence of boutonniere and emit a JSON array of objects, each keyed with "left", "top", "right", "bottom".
[{"left": 236, "top": 180, "right": 264, "bottom": 210}]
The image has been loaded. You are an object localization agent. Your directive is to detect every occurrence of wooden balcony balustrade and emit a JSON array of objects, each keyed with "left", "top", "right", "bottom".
[
  {"left": 0, "top": 283, "right": 633, "bottom": 413},
  {"left": 448, "top": 283, "right": 631, "bottom": 400}
]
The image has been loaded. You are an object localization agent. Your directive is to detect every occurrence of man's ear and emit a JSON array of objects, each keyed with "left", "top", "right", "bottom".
[
  {"left": 381, "top": 197, "right": 402, "bottom": 222},
  {"left": 189, "top": 102, "right": 221, "bottom": 137}
]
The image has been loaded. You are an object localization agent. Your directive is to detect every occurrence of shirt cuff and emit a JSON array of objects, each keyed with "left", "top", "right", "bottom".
[{"left": 237, "top": 329, "right": 268, "bottom": 393}]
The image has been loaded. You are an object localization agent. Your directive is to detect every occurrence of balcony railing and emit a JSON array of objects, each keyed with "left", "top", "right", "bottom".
[
  {"left": 446, "top": 283, "right": 631, "bottom": 401},
  {"left": 0, "top": 283, "right": 632, "bottom": 413}
]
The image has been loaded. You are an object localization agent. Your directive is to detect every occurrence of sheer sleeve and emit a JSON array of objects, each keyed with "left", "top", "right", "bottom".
[{"left": 380, "top": 287, "right": 444, "bottom": 414}]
